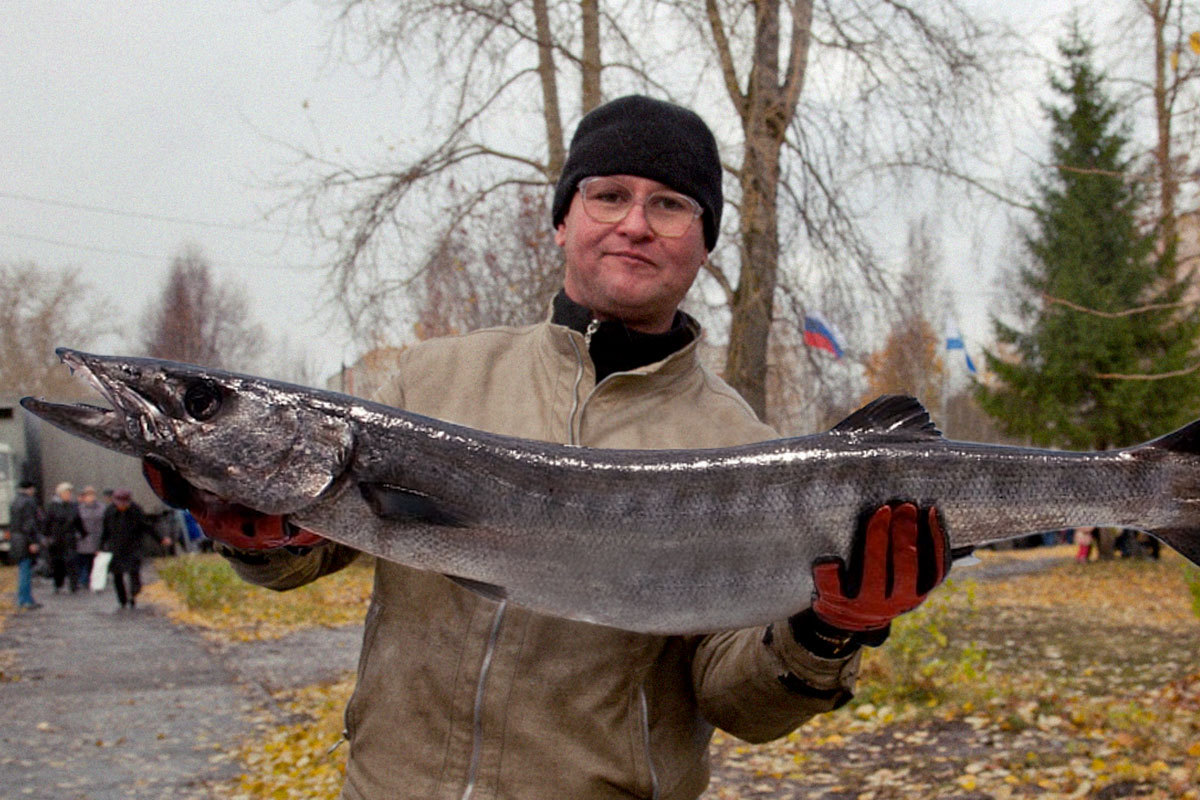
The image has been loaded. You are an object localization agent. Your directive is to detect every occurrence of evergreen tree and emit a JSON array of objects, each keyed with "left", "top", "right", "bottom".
[{"left": 977, "top": 25, "right": 1200, "bottom": 451}]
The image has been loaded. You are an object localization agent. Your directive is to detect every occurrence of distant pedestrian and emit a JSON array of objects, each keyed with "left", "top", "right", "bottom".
[
  {"left": 44, "top": 482, "right": 85, "bottom": 593},
  {"left": 7, "top": 481, "right": 43, "bottom": 609},
  {"left": 1074, "top": 527, "right": 1094, "bottom": 563},
  {"left": 99, "top": 489, "right": 170, "bottom": 610},
  {"left": 75, "top": 486, "right": 106, "bottom": 590}
]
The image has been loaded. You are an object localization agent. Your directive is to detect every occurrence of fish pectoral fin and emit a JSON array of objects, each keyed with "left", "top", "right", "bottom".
[
  {"left": 358, "top": 482, "right": 471, "bottom": 527},
  {"left": 1146, "top": 527, "right": 1200, "bottom": 567},
  {"left": 445, "top": 575, "right": 508, "bottom": 603}
]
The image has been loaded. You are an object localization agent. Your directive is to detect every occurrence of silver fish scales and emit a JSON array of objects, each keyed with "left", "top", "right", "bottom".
[{"left": 21, "top": 348, "right": 1200, "bottom": 634}]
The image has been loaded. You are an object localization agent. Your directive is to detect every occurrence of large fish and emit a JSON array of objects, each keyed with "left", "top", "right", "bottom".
[{"left": 21, "top": 348, "right": 1200, "bottom": 634}]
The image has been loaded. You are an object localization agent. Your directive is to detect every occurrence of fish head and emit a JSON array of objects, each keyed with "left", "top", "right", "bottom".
[{"left": 21, "top": 348, "right": 354, "bottom": 515}]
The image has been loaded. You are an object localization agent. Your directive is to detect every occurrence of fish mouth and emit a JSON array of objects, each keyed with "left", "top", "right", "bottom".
[{"left": 19, "top": 348, "right": 170, "bottom": 457}]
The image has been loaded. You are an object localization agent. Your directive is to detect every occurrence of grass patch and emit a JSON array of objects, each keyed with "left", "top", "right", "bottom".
[
  {"left": 147, "top": 553, "right": 374, "bottom": 642},
  {"left": 1184, "top": 564, "right": 1200, "bottom": 619},
  {"left": 156, "top": 552, "right": 252, "bottom": 610}
]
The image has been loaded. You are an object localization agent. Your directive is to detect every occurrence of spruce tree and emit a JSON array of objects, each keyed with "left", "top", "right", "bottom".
[{"left": 976, "top": 26, "right": 1200, "bottom": 451}]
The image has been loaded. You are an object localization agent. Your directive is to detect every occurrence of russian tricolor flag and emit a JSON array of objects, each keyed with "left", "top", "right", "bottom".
[{"left": 803, "top": 315, "right": 844, "bottom": 359}]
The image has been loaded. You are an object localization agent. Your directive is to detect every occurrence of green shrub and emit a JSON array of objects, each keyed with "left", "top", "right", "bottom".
[
  {"left": 856, "top": 579, "right": 990, "bottom": 709},
  {"left": 157, "top": 554, "right": 249, "bottom": 610},
  {"left": 1184, "top": 564, "right": 1200, "bottom": 619}
]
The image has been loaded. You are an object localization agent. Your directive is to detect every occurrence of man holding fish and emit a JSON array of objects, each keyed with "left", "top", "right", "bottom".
[{"left": 143, "top": 96, "right": 948, "bottom": 799}]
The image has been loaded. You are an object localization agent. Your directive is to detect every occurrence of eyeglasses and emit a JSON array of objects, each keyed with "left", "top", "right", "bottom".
[{"left": 577, "top": 177, "right": 702, "bottom": 238}]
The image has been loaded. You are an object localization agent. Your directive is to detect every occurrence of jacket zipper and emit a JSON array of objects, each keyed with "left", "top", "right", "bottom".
[
  {"left": 571, "top": 324, "right": 661, "bottom": 800},
  {"left": 461, "top": 599, "right": 508, "bottom": 800},
  {"left": 566, "top": 328, "right": 592, "bottom": 445},
  {"left": 638, "top": 685, "right": 661, "bottom": 800}
]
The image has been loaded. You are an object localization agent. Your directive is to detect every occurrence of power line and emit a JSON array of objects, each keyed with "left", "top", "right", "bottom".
[
  {"left": 0, "top": 189, "right": 290, "bottom": 234},
  {"left": 0, "top": 229, "right": 319, "bottom": 273}
]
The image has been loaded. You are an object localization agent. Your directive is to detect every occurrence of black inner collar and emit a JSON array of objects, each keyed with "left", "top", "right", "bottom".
[{"left": 551, "top": 290, "right": 696, "bottom": 382}]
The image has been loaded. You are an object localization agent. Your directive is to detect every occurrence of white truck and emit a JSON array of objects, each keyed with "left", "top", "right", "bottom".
[
  {"left": 0, "top": 441, "right": 14, "bottom": 564},
  {"left": 0, "top": 397, "right": 164, "bottom": 558}
]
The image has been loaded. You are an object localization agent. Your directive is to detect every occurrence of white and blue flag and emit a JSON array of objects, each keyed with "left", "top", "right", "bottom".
[{"left": 945, "top": 322, "right": 977, "bottom": 374}]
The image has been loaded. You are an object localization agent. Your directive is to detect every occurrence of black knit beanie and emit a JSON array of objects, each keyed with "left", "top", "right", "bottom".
[{"left": 551, "top": 95, "right": 723, "bottom": 251}]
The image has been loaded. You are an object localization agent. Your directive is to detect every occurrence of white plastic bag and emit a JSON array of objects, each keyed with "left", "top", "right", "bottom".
[{"left": 91, "top": 551, "right": 112, "bottom": 591}]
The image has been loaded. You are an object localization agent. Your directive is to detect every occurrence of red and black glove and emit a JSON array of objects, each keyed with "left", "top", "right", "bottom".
[
  {"left": 142, "top": 456, "right": 325, "bottom": 551},
  {"left": 791, "top": 502, "right": 950, "bottom": 655}
]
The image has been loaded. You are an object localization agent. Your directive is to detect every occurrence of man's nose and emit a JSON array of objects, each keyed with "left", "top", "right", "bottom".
[{"left": 614, "top": 199, "right": 653, "bottom": 238}]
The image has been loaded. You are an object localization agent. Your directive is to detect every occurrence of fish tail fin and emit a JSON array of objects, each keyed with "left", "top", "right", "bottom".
[
  {"left": 1146, "top": 416, "right": 1200, "bottom": 455},
  {"left": 1144, "top": 417, "right": 1200, "bottom": 566},
  {"left": 1145, "top": 528, "right": 1200, "bottom": 567}
]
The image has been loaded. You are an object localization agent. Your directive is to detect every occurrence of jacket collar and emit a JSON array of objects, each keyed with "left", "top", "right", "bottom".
[
  {"left": 542, "top": 292, "right": 700, "bottom": 386},
  {"left": 547, "top": 290, "right": 701, "bottom": 382}
]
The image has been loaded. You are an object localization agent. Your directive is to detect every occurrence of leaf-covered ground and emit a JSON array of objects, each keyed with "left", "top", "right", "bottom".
[
  {"left": 0, "top": 566, "right": 16, "bottom": 682},
  {"left": 158, "top": 549, "right": 1200, "bottom": 798},
  {"left": 707, "top": 550, "right": 1200, "bottom": 798}
]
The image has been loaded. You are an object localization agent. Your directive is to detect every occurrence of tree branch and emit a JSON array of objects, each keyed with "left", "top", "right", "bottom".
[
  {"left": 1041, "top": 292, "right": 1192, "bottom": 318},
  {"left": 1097, "top": 362, "right": 1200, "bottom": 380},
  {"left": 704, "top": 0, "right": 747, "bottom": 120}
]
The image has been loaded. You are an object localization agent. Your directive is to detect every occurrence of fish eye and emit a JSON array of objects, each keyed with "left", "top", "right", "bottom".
[{"left": 183, "top": 379, "right": 223, "bottom": 421}]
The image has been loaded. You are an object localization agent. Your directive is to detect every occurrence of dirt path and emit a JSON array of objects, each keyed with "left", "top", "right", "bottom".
[
  {"left": 0, "top": 564, "right": 364, "bottom": 800},
  {"left": 0, "top": 569, "right": 277, "bottom": 800}
]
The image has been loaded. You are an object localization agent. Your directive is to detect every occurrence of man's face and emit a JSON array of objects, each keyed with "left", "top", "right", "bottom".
[
  {"left": 81, "top": 491, "right": 96, "bottom": 504},
  {"left": 114, "top": 499, "right": 130, "bottom": 511},
  {"left": 555, "top": 175, "right": 707, "bottom": 334},
  {"left": 58, "top": 489, "right": 73, "bottom": 502}
]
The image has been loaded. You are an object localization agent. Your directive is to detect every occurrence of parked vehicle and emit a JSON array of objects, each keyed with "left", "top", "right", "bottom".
[
  {"left": 0, "top": 397, "right": 164, "bottom": 554},
  {"left": 0, "top": 442, "right": 14, "bottom": 565}
]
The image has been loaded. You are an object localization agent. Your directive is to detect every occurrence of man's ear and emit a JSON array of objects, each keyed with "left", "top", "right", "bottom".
[{"left": 554, "top": 222, "right": 567, "bottom": 248}]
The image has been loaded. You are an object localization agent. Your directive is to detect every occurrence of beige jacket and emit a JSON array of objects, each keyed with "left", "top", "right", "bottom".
[{"left": 226, "top": 317, "right": 861, "bottom": 800}]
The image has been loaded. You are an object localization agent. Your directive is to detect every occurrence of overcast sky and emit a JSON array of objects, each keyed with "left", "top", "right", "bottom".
[
  {"left": 1, "top": 1, "right": 421, "bottom": 378},
  {"left": 1, "top": 0, "right": 1108, "bottom": 384}
]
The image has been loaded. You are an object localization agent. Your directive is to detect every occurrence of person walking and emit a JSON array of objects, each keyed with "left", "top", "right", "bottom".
[
  {"left": 7, "top": 481, "right": 43, "bottom": 610},
  {"left": 43, "top": 482, "right": 84, "bottom": 593},
  {"left": 75, "top": 486, "right": 106, "bottom": 590},
  {"left": 1074, "top": 527, "right": 1095, "bottom": 563},
  {"left": 99, "top": 489, "right": 170, "bottom": 610}
]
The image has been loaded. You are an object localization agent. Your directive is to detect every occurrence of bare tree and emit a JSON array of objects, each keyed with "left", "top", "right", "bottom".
[
  {"left": 859, "top": 217, "right": 952, "bottom": 413},
  {"left": 296, "top": 0, "right": 628, "bottom": 340},
  {"left": 412, "top": 186, "right": 562, "bottom": 338},
  {"left": 139, "top": 245, "right": 265, "bottom": 370},
  {"left": 941, "top": 388, "right": 1007, "bottom": 443},
  {"left": 258, "top": 333, "right": 326, "bottom": 386},
  {"left": 0, "top": 262, "right": 104, "bottom": 399},
  {"left": 861, "top": 317, "right": 946, "bottom": 408},
  {"left": 685, "top": 0, "right": 997, "bottom": 415},
  {"left": 300, "top": 0, "right": 1001, "bottom": 417},
  {"left": 1121, "top": 0, "right": 1200, "bottom": 256}
]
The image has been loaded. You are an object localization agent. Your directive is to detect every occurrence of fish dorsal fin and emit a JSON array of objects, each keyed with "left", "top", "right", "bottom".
[{"left": 831, "top": 395, "right": 943, "bottom": 439}]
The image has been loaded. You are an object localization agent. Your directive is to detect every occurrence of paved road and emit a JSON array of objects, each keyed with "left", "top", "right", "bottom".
[{"left": 0, "top": 571, "right": 253, "bottom": 800}]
